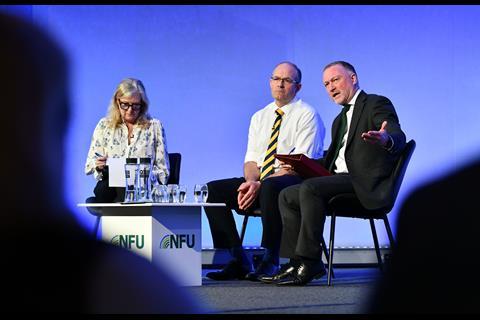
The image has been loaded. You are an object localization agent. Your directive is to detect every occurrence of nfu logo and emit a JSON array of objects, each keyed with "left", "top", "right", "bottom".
[
  {"left": 160, "top": 234, "right": 195, "bottom": 249},
  {"left": 111, "top": 235, "right": 145, "bottom": 249}
]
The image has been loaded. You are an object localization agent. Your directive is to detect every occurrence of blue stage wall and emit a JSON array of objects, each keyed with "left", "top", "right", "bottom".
[{"left": 4, "top": 5, "right": 480, "bottom": 248}]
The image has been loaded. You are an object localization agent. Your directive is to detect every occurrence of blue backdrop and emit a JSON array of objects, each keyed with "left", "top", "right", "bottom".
[{"left": 4, "top": 5, "right": 480, "bottom": 248}]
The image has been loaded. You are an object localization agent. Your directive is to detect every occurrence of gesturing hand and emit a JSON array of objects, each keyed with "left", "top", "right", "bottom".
[{"left": 361, "top": 120, "right": 390, "bottom": 147}]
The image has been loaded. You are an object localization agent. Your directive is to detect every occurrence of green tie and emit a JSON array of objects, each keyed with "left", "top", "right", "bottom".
[
  {"left": 328, "top": 104, "right": 351, "bottom": 172},
  {"left": 260, "top": 108, "right": 284, "bottom": 180}
]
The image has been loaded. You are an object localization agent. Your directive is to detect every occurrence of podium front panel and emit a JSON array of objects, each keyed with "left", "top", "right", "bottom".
[
  {"left": 151, "top": 206, "right": 201, "bottom": 286},
  {"left": 79, "top": 203, "right": 225, "bottom": 286}
]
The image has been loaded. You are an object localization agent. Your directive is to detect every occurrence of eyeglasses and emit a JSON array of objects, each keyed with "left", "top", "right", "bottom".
[
  {"left": 270, "top": 76, "right": 298, "bottom": 84},
  {"left": 118, "top": 100, "right": 142, "bottom": 111}
]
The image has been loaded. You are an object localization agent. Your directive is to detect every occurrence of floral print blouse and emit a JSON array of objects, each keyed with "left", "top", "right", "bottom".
[{"left": 85, "top": 117, "right": 170, "bottom": 184}]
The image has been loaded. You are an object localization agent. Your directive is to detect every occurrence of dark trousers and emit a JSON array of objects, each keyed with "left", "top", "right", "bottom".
[
  {"left": 278, "top": 174, "right": 354, "bottom": 260},
  {"left": 204, "top": 175, "right": 303, "bottom": 250}
]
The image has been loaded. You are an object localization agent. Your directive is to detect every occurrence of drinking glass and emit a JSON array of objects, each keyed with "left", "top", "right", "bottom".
[
  {"left": 150, "top": 172, "right": 159, "bottom": 202},
  {"left": 194, "top": 184, "right": 208, "bottom": 203},
  {"left": 137, "top": 157, "right": 152, "bottom": 202},
  {"left": 124, "top": 159, "right": 139, "bottom": 203},
  {"left": 167, "top": 184, "right": 179, "bottom": 203},
  {"left": 178, "top": 185, "right": 187, "bottom": 203},
  {"left": 151, "top": 184, "right": 168, "bottom": 203}
]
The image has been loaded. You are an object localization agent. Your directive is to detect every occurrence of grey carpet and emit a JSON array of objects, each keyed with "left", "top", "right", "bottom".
[{"left": 188, "top": 268, "right": 380, "bottom": 314}]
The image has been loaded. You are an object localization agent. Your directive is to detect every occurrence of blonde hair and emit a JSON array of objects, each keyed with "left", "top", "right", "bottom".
[{"left": 106, "top": 78, "right": 152, "bottom": 128}]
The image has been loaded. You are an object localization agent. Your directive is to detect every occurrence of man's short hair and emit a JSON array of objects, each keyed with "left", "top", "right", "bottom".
[
  {"left": 323, "top": 61, "right": 357, "bottom": 75},
  {"left": 275, "top": 61, "right": 302, "bottom": 84}
]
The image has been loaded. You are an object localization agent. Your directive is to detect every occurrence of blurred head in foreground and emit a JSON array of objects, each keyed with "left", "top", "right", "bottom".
[{"left": 0, "top": 11, "right": 203, "bottom": 313}]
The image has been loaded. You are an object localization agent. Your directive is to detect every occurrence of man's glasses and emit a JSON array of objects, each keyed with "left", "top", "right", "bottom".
[
  {"left": 270, "top": 76, "right": 298, "bottom": 84},
  {"left": 118, "top": 100, "right": 142, "bottom": 111}
]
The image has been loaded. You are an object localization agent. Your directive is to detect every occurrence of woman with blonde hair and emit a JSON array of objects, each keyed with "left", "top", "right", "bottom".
[{"left": 85, "top": 78, "right": 169, "bottom": 202}]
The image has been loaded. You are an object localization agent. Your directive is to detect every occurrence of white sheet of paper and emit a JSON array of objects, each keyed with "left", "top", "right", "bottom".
[{"left": 107, "top": 157, "right": 126, "bottom": 187}]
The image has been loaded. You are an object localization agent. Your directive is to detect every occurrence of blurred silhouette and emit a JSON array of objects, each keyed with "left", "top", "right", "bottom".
[
  {"left": 369, "top": 158, "right": 480, "bottom": 313},
  {"left": 0, "top": 11, "right": 202, "bottom": 313}
]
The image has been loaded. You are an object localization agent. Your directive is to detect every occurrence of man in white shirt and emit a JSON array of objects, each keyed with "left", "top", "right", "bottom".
[
  {"left": 205, "top": 62, "right": 325, "bottom": 281},
  {"left": 264, "top": 61, "right": 406, "bottom": 286}
]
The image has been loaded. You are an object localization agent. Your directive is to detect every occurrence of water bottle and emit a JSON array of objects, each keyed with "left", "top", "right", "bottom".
[
  {"left": 124, "top": 158, "right": 139, "bottom": 202},
  {"left": 137, "top": 157, "right": 152, "bottom": 202}
]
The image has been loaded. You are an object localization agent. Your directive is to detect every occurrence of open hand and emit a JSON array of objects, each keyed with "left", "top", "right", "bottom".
[{"left": 361, "top": 120, "right": 390, "bottom": 147}]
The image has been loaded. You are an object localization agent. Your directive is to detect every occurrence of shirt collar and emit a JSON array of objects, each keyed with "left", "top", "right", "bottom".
[
  {"left": 271, "top": 96, "right": 299, "bottom": 115},
  {"left": 346, "top": 89, "right": 362, "bottom": 107}
]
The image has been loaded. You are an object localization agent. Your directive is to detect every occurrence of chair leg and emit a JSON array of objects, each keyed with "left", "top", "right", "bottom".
[
  {"left": 383, "top": 216, "right": 395, "bottom": 248},
  {"left": 327, "top": 214, "right": 336, "bottom": 286},
  {"left": 321, "top": 236, "right": 334, "bottom": 279},
  {"left": 93, "top": 216, "right": 101, "bottom": 238},
  {"left": 369, "top": 218, "right": 383, "bottom": 271},
  {"left": 240, "top": 216, "right": 249, "bottom": 244}
]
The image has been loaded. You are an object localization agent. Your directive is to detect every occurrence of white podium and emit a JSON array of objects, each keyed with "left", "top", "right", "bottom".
[{"left": 78, "top": 202, "right": 225, "bottom": 286}]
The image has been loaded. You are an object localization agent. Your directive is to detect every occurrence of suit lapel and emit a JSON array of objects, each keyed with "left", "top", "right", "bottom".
[
  {"left": 346, "top": 91, "right": 367, "bottom": 150},
  {"left": 331, "top": 114, "right": 341, "bottom": 142},
  {"left": 325, "top": 112, "right": 342, "bottom": 165}
]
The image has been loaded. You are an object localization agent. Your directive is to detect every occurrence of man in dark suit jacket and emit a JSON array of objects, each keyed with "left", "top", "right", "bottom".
[{"left": 260, "top": 61, "right": 406, "bottom": 286}]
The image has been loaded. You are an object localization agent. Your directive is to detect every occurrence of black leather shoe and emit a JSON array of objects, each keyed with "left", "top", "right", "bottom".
[
  {"left": 276, "top": 260, "right": 326, "bottom": 286},
  {"left": 259, "top": 263, "right": 297, "bottom": 284},
  {"left": 245, "top": 261, "right": 279, "bottom": 281},
  {"left": 206, "top": 259, "right": 253, "bottom": 280}
]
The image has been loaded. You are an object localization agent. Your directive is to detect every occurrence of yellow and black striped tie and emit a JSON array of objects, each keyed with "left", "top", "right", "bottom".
[{"left": 260, "top": 108, "right": 284, "bottom": 180}]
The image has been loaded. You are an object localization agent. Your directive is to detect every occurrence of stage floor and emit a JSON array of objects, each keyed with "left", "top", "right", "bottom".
[{"left": 188, "top": 267, "right": 380, "bottom": 314}]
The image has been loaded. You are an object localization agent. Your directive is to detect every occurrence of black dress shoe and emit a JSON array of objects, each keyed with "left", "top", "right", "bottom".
[
  {"left": 206, "top": 259, "right": 253, "bottom": 280},
  {"left": 276, "top": 260, "right": 326, "bottom": 286},
  {"left": 245, "top": 261, "right": 279, "bottom": 281},
  {"left": 259, "top": 262, "right": 297, "bottom": 284}
]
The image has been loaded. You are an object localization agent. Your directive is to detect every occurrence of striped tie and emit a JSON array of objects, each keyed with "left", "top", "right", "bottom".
[{"left": 260, "top": 108, "right": 284, "bottom": 180}]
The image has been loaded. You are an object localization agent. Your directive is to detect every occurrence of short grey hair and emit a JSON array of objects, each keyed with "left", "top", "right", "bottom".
[
  {"left": 323, "top": 61, "right": 357, "bottom": 75},
  {"left": 274, "top": 61, "right": 302, "bottom": 83}
]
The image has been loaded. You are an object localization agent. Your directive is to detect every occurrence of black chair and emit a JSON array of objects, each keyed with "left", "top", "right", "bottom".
[
  {"left": 166, "top": 153, "right": 181, "bottom": 185},
  {"left": 87, "top": 152, "right": 182, "bottom": 237},
  {"left": 325, "top": 139, "right": 416, "bottom": 286}
]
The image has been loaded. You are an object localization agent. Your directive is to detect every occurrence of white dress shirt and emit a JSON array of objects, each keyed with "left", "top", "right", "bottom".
[
  {"left": 244, "top": 97, "right": 325, "bottom": 172},
  {"left": 334, "top": 89, "right": 362, "bottom": 174}
]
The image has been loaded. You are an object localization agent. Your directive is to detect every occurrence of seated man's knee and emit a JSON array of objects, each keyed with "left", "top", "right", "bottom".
[
  {"left": 260, "top": 177, "right": 276, "bottom": 192},
  {"left": 206, "top": 179, "right": 224, "bottom": 202},
  {"left": 206, "top": 179, "right": 220, "bottom": 191},
  {"left": 299, "top": 178, "right": 319, "bottom": 196},
  {"left": 206, "top": 178, "right": 242, "bottom": 204},
  {"left": 279, "top": 185, "right": 299, "bottom": 208},
  {"left": 258, "top": 178, "right": 283, "bottom": 201},
  {"left": 260, "top": 176, "right": 290, "bottom": 193}
]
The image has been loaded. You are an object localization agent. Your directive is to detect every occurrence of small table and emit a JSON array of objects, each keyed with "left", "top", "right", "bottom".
[{"left": 78, "top": 202, "right": 225, "bottom": 286}]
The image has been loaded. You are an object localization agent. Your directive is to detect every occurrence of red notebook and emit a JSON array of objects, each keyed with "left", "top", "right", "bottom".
[{"left": 274, "top": 153, "right": 332, "bottom": 179}]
